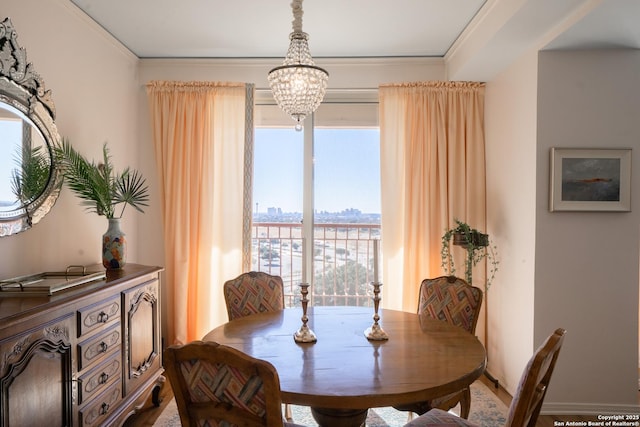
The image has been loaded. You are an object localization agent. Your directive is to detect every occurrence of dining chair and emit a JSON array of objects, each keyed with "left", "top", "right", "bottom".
[
  {"left": 164, "top": 340, "right": 306, "bottom": 427},
  {"left": 404, "top": 328, "right": 566, "bottom": 427},
  {"left": 223, "top": 271, "right": 285, "bottom": 321},
  {"left": 222, "top": 271, "right": 293, "bottom": 420},
  {"left": 395, "top": 275, "right": 483, "bottom": 419}
]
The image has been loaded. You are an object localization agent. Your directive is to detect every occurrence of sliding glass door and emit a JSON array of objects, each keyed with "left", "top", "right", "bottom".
[{"left": 253, "top": 98, "right": 380, "bottom": 307}]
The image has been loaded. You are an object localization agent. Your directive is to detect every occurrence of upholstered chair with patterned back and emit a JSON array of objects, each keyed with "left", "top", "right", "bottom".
[
  {"left": 222, "top": 271, "right": 291, "bottom": 420},
  {"left": 404, "top": 328, "right": 566, "bottom": 427},
  {"left": 164, "top": 340, "right": 305, "bottom": 427},
  {"left": 223, "top": 271, "right": 285, "bottom": 321},
  {"left": 395, "top": 275, "right": 483, "bottom": 419}
]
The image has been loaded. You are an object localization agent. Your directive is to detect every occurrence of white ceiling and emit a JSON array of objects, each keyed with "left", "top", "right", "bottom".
[
  {"left": 69, "top": 0, "right": 640, "bottom": 79},
  {"left": 68, "top": 0, "right": 487, "bottom": 58}
]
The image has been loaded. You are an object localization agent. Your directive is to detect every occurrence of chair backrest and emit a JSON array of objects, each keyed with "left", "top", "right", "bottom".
[
  {"left": 506, "top": 328, "right": 566, "bottom": 427},
  {"left": 164, "top": 340, "right": 286, "bottom": 427},
  {"left": 418, "top": 275, "right": 483, "bottom": 334},
  {"left": 223, "top": 271, "right": 285, "bottom": 321}
]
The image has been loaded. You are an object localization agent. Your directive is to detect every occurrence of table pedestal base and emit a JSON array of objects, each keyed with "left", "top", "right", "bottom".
[{"left": 310, "top": 407, "right": 368, "bottom": 427}]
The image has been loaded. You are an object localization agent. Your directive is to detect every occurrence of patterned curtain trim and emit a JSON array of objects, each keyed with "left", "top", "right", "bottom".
[{"left": 242, "top": 84, "right": 255, "bottom": 271}]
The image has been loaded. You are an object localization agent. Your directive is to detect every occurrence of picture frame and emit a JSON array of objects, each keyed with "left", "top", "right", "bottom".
[{"left": 549, "top": 148, "right": 631, "bottom": 212}]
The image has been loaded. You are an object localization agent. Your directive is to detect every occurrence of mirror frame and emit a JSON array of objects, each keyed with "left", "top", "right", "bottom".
[{"left": 0, "top": 17, "right": 63, "bottom": 236}]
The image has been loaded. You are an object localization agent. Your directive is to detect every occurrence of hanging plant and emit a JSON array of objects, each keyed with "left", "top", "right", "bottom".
[{"left": 441, "top": 218, "right": 499, "bottom": 291}]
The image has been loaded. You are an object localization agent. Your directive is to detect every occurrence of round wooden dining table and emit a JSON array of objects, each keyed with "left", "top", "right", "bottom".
[{"left": 202, "top": 306, "right": 486, "bottom": 427}]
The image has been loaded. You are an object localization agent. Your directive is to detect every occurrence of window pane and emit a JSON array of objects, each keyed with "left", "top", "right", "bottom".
[
  {"left": 312, "top": 127, "right": 381, "bottom": 306},
  {"left": 314, "top": 128, "right": 380, "bottom": 214},
  {"left": 253, "top": 128, "right": 303, "bottom": 219},
  {"left": 252, "top": 123, "right": 303, "bottom": 304}
]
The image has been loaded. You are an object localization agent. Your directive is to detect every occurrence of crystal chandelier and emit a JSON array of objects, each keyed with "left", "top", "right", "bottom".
[{"left": 268, "top": 0, "right": 329, "bottom": 131}]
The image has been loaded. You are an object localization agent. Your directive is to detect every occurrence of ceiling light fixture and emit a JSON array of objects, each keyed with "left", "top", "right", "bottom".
[{"left": 268, "top": 0, "right": 329, "bottom": 131}]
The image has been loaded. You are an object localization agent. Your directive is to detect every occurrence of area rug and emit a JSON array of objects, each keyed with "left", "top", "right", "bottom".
[{"left": 153, "top": 380, "right": 508, "bottom": 427}]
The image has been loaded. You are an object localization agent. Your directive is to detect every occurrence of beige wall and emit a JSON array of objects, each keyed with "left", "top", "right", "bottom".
[
  {"left": 0, "top": 0, "right": 143, "bottom": 277},
  {"left": 485, "top": 47, "right": 640, "bottom": 413},
  {"left": 484, "top": 49, "right": 539, "bottom": 395},
  {"left": 535, "top": 49, "right": 640, "bottom": 412}
]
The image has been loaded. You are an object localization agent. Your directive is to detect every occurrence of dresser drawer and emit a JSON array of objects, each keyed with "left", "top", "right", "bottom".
[
  {"left": 79, "top": 380, "right": 122, "bottom": 427},
  {"left": 77, "top": 295, "right": 120, "bottom": 338},
  {"left": 78, "top": 353, "right": 121, "bottom": 405},
  {"left": 77, "top": 322, "right": 121, "bottom": 371}
]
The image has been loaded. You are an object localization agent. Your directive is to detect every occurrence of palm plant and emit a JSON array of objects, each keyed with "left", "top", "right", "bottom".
[
  {"left": 55, "top": 139, "right": 149, "bottom": 219},
  {"left": 11, "top": 144, "right": 51, "bottom": 206}
]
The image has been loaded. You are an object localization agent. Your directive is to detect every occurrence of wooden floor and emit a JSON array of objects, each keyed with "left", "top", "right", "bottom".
[
  {"left": 123, "top": 374, "right": 633, "bottom": 427},
  {"left": 122, "top": 381, "right": 175, "bottom": 427}
]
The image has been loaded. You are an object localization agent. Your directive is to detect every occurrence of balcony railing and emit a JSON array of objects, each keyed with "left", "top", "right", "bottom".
[{"left": 252, "top": 222, "right": 381, "bottom": 307}]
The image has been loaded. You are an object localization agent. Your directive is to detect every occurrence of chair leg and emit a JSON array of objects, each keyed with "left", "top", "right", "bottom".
[
  {"left": 459, "top": 387, "right": 471, "bottom": 419},
  {"left": 284, "top": 403, "right": 293, "bottom": 422}
]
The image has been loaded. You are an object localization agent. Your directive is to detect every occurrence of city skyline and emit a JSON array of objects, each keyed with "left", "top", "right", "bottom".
[{"left": 256, "top": 206, "right": 374, "bottom": 216}]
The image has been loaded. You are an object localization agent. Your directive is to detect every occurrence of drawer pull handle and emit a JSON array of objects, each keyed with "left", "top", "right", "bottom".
[
  {"left": 97, "top": 311, "right": 109, "bottom": 323},
  {"left": 98, "top": 342, "right": 108, "bottom": 353},
  {"left": 98, "top": 373, "right": 109, "bottom": 384},
  {"left": 99, "top": 402, "right": 110, "bottom": 415}
]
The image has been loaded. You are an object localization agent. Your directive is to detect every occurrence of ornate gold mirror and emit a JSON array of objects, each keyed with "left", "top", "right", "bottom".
[{"left": 0, "top": 17, "right": 62, "bottom": 236}]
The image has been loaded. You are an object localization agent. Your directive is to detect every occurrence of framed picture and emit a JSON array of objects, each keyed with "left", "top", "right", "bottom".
[{"left": 549, "top": 148, "right": 631, "bottom": 212}]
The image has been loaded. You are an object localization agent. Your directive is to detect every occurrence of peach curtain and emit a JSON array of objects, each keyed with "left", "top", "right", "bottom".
[
  {"left": 146, "top": 81, "right": 251, "bottom": 345},
  {"left": 378, "top": 81, "right": 486, "bottom": 312}
]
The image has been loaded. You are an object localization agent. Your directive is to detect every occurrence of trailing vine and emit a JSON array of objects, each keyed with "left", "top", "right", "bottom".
[{"left": 441, "top": 218, "right": 499, "bottom": 291}]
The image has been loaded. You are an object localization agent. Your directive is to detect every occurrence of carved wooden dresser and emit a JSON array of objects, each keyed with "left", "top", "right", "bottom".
[{"left": 0, "top": 264, "right": 164, "bottom": 427}]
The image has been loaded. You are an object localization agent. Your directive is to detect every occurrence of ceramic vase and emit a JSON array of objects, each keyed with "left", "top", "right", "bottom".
[{"left": 102, "top": 218, "right": 126, "bottom": 269}]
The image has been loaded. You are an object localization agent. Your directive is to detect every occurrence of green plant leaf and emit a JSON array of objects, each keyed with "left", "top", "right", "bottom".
[
  {"left": 10, "top": 144, "right": 51, "bottom": 204},
  {"left": 55, "top": 138, "right": 149, "bottom": 219},
  {"left": 114, "top": 169, "right": 149, "bottom": 217}
]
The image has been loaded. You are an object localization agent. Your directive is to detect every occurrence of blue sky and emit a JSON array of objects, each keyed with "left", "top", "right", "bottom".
[
  {"left": 253, "top": 128, "right": 381, "bottom": 214},
  {"left": 0, "top": 118, "right": 23, "bottom": 205}
]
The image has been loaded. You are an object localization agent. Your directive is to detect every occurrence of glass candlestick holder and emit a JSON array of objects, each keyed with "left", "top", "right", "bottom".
[
  {"left": 294, "top": 283, "right": 317, "bottom": 343},
  {"left": 364, "top": 281, "right": 389, "bottom": 341}
]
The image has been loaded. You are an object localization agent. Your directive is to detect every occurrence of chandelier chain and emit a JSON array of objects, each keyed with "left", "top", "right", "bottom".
[{"left": 291, "top": 0, "right": 303, "bottom": 34}]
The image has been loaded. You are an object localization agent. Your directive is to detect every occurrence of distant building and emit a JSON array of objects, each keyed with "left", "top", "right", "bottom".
[
  {"left": 254, "top": 208, "right": 379, "bottom": 225},
  {"left": 341, "top": 208, "right": 362, "bottom": 216}
]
